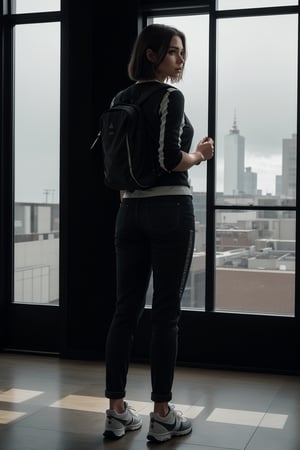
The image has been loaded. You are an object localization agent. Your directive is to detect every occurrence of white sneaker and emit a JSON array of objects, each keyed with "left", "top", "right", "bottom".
[
  {"left": 147, "top": 404, "right": 192, "bottom": 442},
  {"left": 103, "top": 401, "right": 142, "bottom": 439}
]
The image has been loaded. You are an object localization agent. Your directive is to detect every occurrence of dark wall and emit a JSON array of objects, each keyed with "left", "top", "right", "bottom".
[{"left": 60, "top": 0, "right": 139, "bottom": 358}]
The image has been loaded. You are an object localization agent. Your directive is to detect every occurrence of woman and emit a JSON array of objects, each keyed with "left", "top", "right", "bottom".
[{"left": 103, "top": 23, "right": 214, "bottom": 443}]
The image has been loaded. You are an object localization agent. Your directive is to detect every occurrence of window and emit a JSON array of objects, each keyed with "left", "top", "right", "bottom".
[
  {"left": 215, "top": 13, "right": 297, "bottom": 315},
  {"left": 13, "top": 11, "right": 61, "bottom": 304},
  {"left": 216, "top": 15, "right": 297, "bottom": 204}
]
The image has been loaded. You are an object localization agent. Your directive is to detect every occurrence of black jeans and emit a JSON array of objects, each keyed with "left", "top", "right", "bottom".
[{"left": 105, "top": 195, "right": 195, "bottom": 403}]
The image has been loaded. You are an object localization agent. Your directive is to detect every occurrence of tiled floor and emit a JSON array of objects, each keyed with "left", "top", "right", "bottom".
[{"left": 0, "top": 352, "right": 299, "bottom": 449}]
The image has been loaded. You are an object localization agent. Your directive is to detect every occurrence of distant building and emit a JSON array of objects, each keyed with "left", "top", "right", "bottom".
[
  {"left": 244, "top": 166, "right": 257, "bottom": 196},
  {"left": 192, "top": 191, "right": 206, "bottom": 224},
  {"left": 224, "top": 115, "right": 245, "bottom": 195},
  {"left": 281, "top": 133, "right": 296, "bottom": 198},
  {"left": 275, "top": 175, "right": 282, "bottom": 196},
  {"left": 14, "top": 202, "right": 59, "bottom": 304}
]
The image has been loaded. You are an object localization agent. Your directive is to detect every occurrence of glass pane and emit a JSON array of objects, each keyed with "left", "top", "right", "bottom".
[
  {"left": 144, "top": 15, "right": 209, "bottom": 309},
  {"left": 215, "top": 209, "right": 295, "bottom": 315},
  {"left": 217, "top": 0, "right": 297, "bottom": 9},
  {"left": 215, "top": 15, "right": 298, "bottom": 206},
  {"left": 14, "top": 23, "right": 60, "bottom": 305},
  {"left": 13, "top": 0, "right": 60, "bottom": 13}
]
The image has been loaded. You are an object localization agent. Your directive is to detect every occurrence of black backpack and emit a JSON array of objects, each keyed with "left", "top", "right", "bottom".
[{"left": 91, "top": 84, "right": 167, "bottom": 191}]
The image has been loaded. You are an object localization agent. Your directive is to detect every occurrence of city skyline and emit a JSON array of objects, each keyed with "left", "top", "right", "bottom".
[{"left": 221, "top": 115, "right": 297, "bottom": 198}]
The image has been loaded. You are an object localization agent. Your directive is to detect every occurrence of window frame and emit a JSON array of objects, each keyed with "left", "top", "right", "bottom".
[{"left": 0, "top": 1, "right": 62, "bottom": 351}]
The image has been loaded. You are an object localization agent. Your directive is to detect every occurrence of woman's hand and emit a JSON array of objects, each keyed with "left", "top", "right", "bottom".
[
  {"left": 196, "top": 136, "right": 214, "bottom": 161},
  {"left": 172, "top": 136, "right": 215, "bottom": 171}
]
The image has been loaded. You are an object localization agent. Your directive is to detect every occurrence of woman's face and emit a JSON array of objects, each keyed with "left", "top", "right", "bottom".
[{"left": 153, "top": 35, "right": 185, "bottom": 82}]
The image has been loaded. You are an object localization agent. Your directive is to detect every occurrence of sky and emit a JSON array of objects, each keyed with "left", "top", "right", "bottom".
[
  {"left": 13, "top": 0, "right": 60, "bottom": 14},
  {"left": 14, "top": 21, "right": 60, "bottom": 203},
  {"left": 13, "top": 4, "right": 298, "bottom": 202},
  {"left": 13, "top": 1, "right": 60, "bottom": 204},
  {"left": 217, "top": 0, "right": 297, "bottom": 8}
]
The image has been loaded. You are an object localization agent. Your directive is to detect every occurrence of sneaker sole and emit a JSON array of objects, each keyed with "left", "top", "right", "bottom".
[
  {"left": 103, "top": 430, "right": 124, "bottom": 440},
  {"left": 147, "top": 426, "right": 192, "bottom": 442},
  {"left": 103, "top": 422, "right": 142, "bottom": 439}
]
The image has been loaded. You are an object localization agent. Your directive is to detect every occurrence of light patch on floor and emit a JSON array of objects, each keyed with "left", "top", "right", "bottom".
[
  {"left": 260, "top": 412, "right": 288, "bottom": 429},
  {"left": 0, "top": 389, "right": 288, "bottom": 430},
  {"left": 0, "top": 410, "right": 26, "bottom": 424},
  {"left": 50, "top": 395, "right": 108, "bottom": 413},
  {"left": 0, "top": 388, "right": 44, "bottom": 403},
  {"left": 206, "top": 408, "right": 288, "bottom": 429},
  {"left": 50, "top": 395, "right": 204, "bottom": 419}
]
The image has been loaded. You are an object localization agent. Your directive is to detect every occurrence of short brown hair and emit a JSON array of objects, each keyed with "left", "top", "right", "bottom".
[{"left": 128, "top": 24, "right": 186, "bottom": 82}]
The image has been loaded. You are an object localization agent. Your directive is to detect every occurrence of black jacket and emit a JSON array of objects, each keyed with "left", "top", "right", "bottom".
[{"left": 112, "top": 81, "right": 194, "bottom": 189}]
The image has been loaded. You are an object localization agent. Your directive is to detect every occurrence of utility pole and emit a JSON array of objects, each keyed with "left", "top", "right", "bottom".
[{"left": 43, "top": 189, "right": 56, "bottom": 203}]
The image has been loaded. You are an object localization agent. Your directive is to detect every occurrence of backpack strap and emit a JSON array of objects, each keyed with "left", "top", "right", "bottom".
[
  {"left": 135, "top": 83, "right": 169, "bottom": 106},
  {"left": 89, "top": 84, "right": 169, "bottom": 151},
  {"left": 115, "top": 83, "right": 169, "bottom": 107}
]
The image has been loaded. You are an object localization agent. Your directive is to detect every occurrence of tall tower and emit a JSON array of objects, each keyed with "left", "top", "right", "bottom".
[
  {"left": 224, "top": 114, "right": 245, "bottom": 195},
  {"left": 281, "top": 133, "right": 296, "bottom": 198}
]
